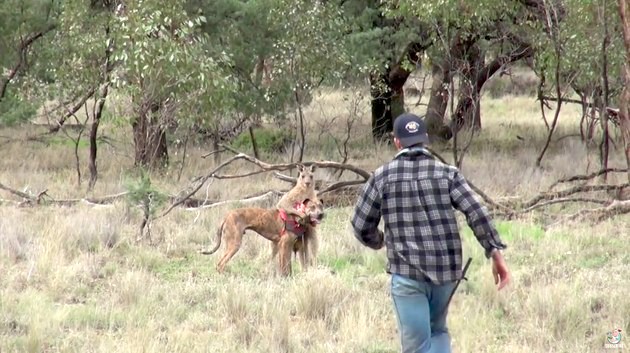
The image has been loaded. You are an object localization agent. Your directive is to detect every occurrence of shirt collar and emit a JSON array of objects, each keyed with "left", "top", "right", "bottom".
[{"left": 394, "top": 146, "right": 432, "bottom": 159}]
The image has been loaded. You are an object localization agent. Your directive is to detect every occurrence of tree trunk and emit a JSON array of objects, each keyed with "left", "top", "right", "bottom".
[
  {"left": 424, "top": 63, "right": 454, "bottom": 141},
  {"left": 450, "top": 43, "right": 534, "bottom": 136},
  {"left": 88, "top": 84, "right": 108, "bottom": 192},
  {"left": 132, "top": 100, "right": 169, "bottom": 170},
  {"left": 369, "top": 38, "right": 430, "bottom": 142},
  {"left": 618, "top": 0, "right": 630, "bottom": 184},
  {"left": 88, "top": 23, "right": 114, "bottom": 192},
  {"left": 424, "top": 32, "right": 476, "bottom": 142},
  {"left": 370, "top": 72, "right": 395, "bottom": 142},
  {"left": 451, "top": 44, "right": 484, "bottom": 133}
]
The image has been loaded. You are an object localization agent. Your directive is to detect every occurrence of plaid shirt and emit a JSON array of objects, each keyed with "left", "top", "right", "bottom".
[{"left": 350, "top": 147, "right": 507, "bottom": 285}]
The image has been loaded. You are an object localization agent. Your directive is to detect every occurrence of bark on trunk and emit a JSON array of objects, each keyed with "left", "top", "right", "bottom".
[
  {"left": 132, "top": 100, "right": 169, "bottom": 170},
  {"left": 88, "top": 85, "right": 106, "bottom": 191},
  {"left": 618, "top": 0, "right": 630, "bottom": 183},
  {"left": 88, "top": 24, "right": 114, "bottom": 192},
  {"left": 424, "top": 63, "right": 453, "bottom": 141},
  {"left": 370, "top": 72, "right": 390, "bottom": 141},
  {"left": 369, "top": 40, "right": 429, "bottom": 142},
  {"left": 450, "top": 43, "right": 534, "bottom": 135},
  {"left": 369, "top": 71, "right": 404, "bottom": 142},
  {"left": 451, "top": 44, "right": 484, "bottom": 133},
  {"left": 424, "top": 33, "right": 476, "bottom": 141}
]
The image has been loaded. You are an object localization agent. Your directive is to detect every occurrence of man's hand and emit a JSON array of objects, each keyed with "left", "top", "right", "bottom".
[
  {"left": 491, "top": 250, "right": 510, "bottom": 290},
  {"left": 374, "top": 229, "right": 385, "bottom": 249}
]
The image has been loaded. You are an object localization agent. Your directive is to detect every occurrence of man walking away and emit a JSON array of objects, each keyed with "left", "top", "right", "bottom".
[{"left": 350, "top": 113, "right": 511, "bottom": 353}]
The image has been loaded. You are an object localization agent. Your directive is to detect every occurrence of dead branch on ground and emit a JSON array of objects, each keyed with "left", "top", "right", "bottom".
[
  {"left": 560, "top": 199, "right": 630, "bottom": 224},
  {"left": 548, "top": 168, "right": 628, "bottom": 190},
  {"left": 2, "top": 144, "right": 627, "bottom": 226},
  {"left": 521, "top": 183, "right": 629, "bottom": 209}
]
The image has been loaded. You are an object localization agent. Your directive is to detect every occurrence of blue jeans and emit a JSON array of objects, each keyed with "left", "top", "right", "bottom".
[{"left": 390, "top": 273, "right": 457, "bottom": 353}]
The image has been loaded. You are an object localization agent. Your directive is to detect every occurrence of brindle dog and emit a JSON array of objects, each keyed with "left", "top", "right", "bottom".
[{"left": 200, "top": 199, "right": 325, "bottom": 276}]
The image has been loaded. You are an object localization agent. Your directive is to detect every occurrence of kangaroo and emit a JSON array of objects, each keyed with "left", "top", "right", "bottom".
[{"left": 272, "top": 164, "right": 322, "bottom": 268}]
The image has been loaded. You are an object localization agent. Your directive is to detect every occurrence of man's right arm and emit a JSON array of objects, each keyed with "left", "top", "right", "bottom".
[
  {"left": 350, "top": 174, "right": 385, "bottom": 250},
  {"left": 449, "top": 169, "right": 507, "bottom": 258}
]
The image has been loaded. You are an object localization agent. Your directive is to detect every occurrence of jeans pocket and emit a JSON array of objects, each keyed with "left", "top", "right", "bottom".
[{"left": 391, "top": 274, "right": 426, "bottom": 297}]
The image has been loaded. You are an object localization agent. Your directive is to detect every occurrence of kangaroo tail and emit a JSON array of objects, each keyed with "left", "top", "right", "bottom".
[{"left": 199, "top": 220, "right": 225, "bottom": 255}]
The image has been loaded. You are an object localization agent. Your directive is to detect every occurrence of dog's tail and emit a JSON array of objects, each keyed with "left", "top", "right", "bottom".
[{"left": 199, "top": 220, "right": 225, "bottom": 255}]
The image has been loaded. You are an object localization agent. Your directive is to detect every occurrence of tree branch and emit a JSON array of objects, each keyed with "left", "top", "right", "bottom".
[
  {"left": 548, "top": 168, "right": 628, "bottom": 190},
  {"left": 522, "top": 183, "right": 630, "bottom": 209},
  {"left": 0, "top": 24, "right": 56, "bottom": 101}
]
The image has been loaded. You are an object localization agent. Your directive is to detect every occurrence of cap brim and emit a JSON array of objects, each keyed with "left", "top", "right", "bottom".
[{"left": 398, "top": 133, "right": 429, "bottom": 147}]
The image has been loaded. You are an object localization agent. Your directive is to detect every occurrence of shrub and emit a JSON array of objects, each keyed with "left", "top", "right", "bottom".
[
  {"left": 484, "top": 72, "right": 539, "bottom": 98},
  {"left": 0, "top": 91, "right": 37, "bottom": 127},
  {"left": 231, "top": 127, "right": 293, "bottom": 155}
]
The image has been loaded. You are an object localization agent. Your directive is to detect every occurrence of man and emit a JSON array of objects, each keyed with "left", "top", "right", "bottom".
[{"left": 350, "top": 113, "right": 510, "bottom": 353}]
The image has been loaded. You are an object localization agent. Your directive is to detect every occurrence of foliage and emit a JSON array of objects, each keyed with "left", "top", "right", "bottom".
[
  {"left": 123, "top": 169, "right": 168, "bottom": 218},
  {"left": 531, "top": 0, "right": 625, "bottom": 98},
  {"left": 230, "top": 127, "right": 293, "bottom": 155},
  {"left": 0, "top": 90, "right": 37, "bottom": 127},
  {"left": 0, "top": 0, "right": 56, "bottom": 68},
  {"left": 188, "top": 0, "right": 353, "bottom": 122},
  {"left": 111, "top": 0, "right": 236, "bottom": 123}
]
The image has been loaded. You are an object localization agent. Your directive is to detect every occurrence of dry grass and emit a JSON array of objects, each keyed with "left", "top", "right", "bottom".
[{"left": 0, "top": 87, "right": 628, "bottom": 353}]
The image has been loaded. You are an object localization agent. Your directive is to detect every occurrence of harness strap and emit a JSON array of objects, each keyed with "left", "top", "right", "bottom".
[{"left": 278, "top": 209, "right": 306, "bottom": 237}]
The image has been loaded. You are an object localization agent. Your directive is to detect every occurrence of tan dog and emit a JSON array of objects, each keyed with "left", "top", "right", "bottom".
[{"left": 200, "top": 199, "right": 325, "bottom": 276}]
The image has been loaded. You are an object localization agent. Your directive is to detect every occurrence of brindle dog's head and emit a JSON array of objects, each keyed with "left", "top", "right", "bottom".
[
  {"left": 296, "top": 164, "right": 316, "bottom": 189},
  {"left": 302, "top": 198, "right": 325, "bottom": 225}
]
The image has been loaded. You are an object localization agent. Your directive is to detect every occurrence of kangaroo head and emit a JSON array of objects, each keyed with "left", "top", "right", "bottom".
[{"left": 296, "top": 164, "right": 316, "bottom": 189}]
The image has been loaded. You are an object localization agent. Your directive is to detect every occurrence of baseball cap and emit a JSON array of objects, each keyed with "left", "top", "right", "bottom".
[{"left": 393, "top": 113, "right": 429, "bottom": 147}]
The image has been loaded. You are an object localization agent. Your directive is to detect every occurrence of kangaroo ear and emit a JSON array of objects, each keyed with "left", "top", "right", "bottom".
[
  {"left": 309, "top": 164, "right": 317, "bottom": 173},
  {"left": 297, "top": 164, "right": 304, "bottom": 173}
]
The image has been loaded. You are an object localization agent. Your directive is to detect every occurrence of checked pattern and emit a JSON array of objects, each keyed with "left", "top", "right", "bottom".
[{"left": 351, "top": 148, "right": 507, "bottom": 285}]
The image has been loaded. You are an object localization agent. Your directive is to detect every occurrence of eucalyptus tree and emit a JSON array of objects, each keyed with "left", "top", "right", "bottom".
[
  {"left": 50, "top": 0, "right": 236, "bottom": 171},
  {"left": 0, "top": 0, "right": 56, "bottom": 126},
  {"left": 527, "top": 0, "right": 626, "bottom": 169},
  {"left": 354, "top": 0, "right": 556, "bottom": 141},
  {"left": 186, "top": 0, "right": 351, "bottom": 160}
]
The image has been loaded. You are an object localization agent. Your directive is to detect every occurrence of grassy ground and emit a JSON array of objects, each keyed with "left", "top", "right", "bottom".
[{"left": 0, "top": 85, "right": 628, "bottom": 353}]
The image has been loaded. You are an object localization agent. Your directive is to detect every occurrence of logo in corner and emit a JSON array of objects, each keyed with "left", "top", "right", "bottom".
[
  {"left": 405, "top": 121, "right": 419, "bottom": 133},
  {"left": 605, "top": 328, "right": 624, "bottom": 349},
  {"left": 607, "top": 328, "right": 622, "bottom": 345}
]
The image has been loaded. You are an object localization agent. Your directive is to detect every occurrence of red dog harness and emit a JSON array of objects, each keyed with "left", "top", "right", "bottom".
[{"left": 278, "top": 201, "right": 308, "bottom": 237}]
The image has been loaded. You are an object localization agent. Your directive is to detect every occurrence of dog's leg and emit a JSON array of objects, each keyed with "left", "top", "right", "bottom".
[
  {"left": 270, "top": 242, "right": 279, "bottom": 261},
  {"left": 298, "top": 238, "right": 308, "bottom": 270},
  {"left": 216, "top": 238, "right": 242, "bottom": 273},
  {"left": 278, "top": 234, "right": 296, "bottom": 277},
  {"left": 309, "top": 230, "right": 319, "bottom": 267}
]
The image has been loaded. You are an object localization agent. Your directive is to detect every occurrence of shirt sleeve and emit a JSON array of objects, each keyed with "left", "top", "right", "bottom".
[
  {"left": 449, "top": 169, "right": 507, "bottom": 258},
  {"left": 350, "top": 173, "right": 384, "bottom": 250}
]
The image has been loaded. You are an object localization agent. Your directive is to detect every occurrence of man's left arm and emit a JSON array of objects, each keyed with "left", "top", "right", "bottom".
[
  {"left": 350, "top": 174, "right": 384, "bottom": 250},
  {"left": 449, "top": 170, "right": 507, "bottom": 258}
]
